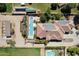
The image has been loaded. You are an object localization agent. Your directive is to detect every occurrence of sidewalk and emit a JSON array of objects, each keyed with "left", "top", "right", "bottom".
[{"left": 40, "top": 48, "right": 45, "bottom": 56}]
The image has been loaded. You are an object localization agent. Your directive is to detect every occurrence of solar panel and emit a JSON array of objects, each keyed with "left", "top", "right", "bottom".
[
  {"left": 43, "top": 23, "right": 55, "bottom": 31},
  {"left": 58, "top": 20, "right": 68, "bottom": 25}
]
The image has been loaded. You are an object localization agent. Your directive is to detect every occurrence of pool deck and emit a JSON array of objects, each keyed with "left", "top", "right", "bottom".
[{"left": 28, "top": 16, "right": 34, "bottom": 39}]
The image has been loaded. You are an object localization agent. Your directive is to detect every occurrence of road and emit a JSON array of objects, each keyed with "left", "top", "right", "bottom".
[{"left": 13, "top": 18, "right": 25, "bottom": 47}]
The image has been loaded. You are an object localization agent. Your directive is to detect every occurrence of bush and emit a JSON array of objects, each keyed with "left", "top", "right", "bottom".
[{"left": 0, "top": 3, "right": 7, "bottom": 12}]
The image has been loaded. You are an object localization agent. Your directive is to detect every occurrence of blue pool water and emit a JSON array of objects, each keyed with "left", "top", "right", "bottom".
[
  {"left": 28, "top": 16, "right": 34, "bottom": 39},
  {"left": 46, "top": 50, "right": 56, "bottom": 56}
]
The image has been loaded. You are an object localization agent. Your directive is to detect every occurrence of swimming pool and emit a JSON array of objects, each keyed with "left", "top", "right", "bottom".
[
  {"left": 28, "top": 16, "right": 34, "bottom": 39},
  {"left": 46, "top": 50, "right": 56, "bottom": 56}
]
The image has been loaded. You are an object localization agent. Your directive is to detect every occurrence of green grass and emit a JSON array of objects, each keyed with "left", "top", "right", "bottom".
[
  {"left": 32, "top": 3, "right": 50, "bottom": 12},
  {"left": 0, "top": 48, "right": 40, "bottom": 56},
  {"left": 6, "top": 3, "right": 79, "bottom": 14},
  {"left": 13, "top": 3, "right": 50, "bottom": 12},
  {"left": 6, "top": 3, "right": 13, "bottom": 13}
]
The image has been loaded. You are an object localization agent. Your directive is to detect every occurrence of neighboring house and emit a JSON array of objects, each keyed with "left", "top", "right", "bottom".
[
  {"left": 12, "top": 6, "right": 37, "bottom": 15},
  {"left": 0, "top": 15, "right": 23, "bottom": 38},
  {"left": 0, "top": 20, "right": 11, "bottom": 38},
  {"left": 36, "top": 23, "right": 64, "bottom": 40},
  {"left": 12, "top": 7, "right": 26, "bottom": 15},
  {"left": 55, "top": 20, "right": 71, "bottom": 33},
  {"left": 2, "top": 20, "right": 11, "bottom": 38}
]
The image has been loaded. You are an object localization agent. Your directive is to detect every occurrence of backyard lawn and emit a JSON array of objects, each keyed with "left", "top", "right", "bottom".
[
  {"left": 13, "top": 3, "right": 50, "bottom": 12},
  {"left": 13, "top": 3, "right": 79, "bottom": 14},
  {"left": 0, "top": 48, "right": 40, "bottom": 56}
]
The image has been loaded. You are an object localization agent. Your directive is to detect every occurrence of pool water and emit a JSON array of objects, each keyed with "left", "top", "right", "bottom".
[
  {"left": 46, "top": 50, "right": 56, "bottom": 56},
  {"left": 28, "top": 16, "right": 34, "bottom": 39}
]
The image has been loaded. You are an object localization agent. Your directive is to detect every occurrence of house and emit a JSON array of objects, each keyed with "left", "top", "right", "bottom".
[
  {"left": 36, "top": 23, "right": 64, "bottom": 40},
  {"left": 12, "top": 6, "right": 37, "bottom": 15},
  {"left": 0, "top": 15, "right": 23, "bottom": 38}
]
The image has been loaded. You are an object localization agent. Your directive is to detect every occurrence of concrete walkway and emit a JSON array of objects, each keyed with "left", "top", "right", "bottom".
[
  {"left": 40, "top": 48, "right": 45, "bottom": 56},
  {"left": 14, "top": 19, "right": 25, "bottom": 46}
]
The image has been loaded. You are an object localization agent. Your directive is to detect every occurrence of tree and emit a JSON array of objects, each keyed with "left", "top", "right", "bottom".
[
  {"left": 51, "top": 3, "right": 59, "bottom": 10},
  {"left": 73, "top": 14, "right": 79, "bottom": 26},
  {"left": 6, "top": 40, "right": 16, "bottom": 48},
  {"left": 10, "top": 29, "right": 15, "bottom": 35},
  {"left": 76, "top": 48, "right": 79, "bottom": 55},
  {"left": 0, "top": 3, "right": 7, "bottom": 12},
  {"left": 21, "top": 16, "right": 27, "bottom": 38},
  {"left": 28, "top": 3, "right": 32, "bottom": 5},
  {"left": 61, "top": 4, "right": 71, "bottom": 14},
  {"left": 53, "top": 14, "right": 61, "bottom": 20},
  {"left": 77, "top": 4, "right": 79, "bottom": 10},
  {"left": 46, "top": 7, "right": 51, "bottom": 14},
  {"left": 40, "top": 14, "right": 47, "bottom": 23},
  {"left": 44, "top": 7, "right": 54, "bottom": 21},
  {"left": 67, "top": 47, "right": 77, "bottom": 56},
  {"left": 40, "top": 7, "right": 54, "bottom": 23},
  {"left": 44, "top": 12, "right": 51, "bottom": 21}
]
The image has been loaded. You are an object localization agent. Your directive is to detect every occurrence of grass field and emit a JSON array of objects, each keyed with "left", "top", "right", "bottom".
[
  {"left": 32, "top": 3, "right": 50, "bottom": 12},
  {"left": 13, "top": 3, "right": 79, "bottom": 14},
  {"left": 6, "top": 3, "right": 13, "bottom": 13},
  {"left": 13, "top": 3, "right": 50, "bottom": 12},
  {"left": 0, "top": 48, "right": 40, "bottom": 56}
]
